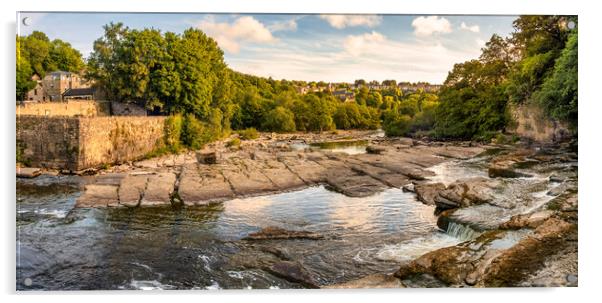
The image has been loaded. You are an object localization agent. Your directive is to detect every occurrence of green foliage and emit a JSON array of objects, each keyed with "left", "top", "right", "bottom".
[
  {"left": 164, "top": 114, "right": 183, "bottom": 152},
  {"left": 226, "top": 137, "right": 241, "bottom": 148},
  {"left": 16, "top": 31, "right": 84, "bottom": 100},
  {"left": 238, "top": 127, "right": 260, "bottom": 140},
  {"left": 181, "top": 114, "right": 205, "bottom": 150},
  {"left": 383, "top": 112, "right": 412, "bottom": 137},
  {"left": 534, "top": 29, "right": 578, "bottom": 131},
  {"left": 261, "top": 106, "right": 296, "bottom": 132},
  {"left": 16, "top": 51, "right": 35, "bottom": 100}
]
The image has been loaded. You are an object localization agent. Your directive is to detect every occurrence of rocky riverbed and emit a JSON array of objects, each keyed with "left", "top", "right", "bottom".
[{"left": 16, "top": 130, "right": 578, "bottom": 289}]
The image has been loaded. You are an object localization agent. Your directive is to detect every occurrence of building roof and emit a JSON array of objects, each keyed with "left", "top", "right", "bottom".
[
  {"left": 63, "top": 87, "right": 94, "bottom": 97},
  {"left": 48, "top": 71, "right": 74, "bottom": 76}
]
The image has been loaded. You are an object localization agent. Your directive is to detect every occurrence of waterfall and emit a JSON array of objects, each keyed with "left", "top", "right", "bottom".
[{"left": 445, "top": 221, "right": 480, "bottom": 242}]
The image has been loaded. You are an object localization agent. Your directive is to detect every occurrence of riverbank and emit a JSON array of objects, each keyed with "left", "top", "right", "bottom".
[{"left": 16, "top": 130, "right": 578, "bottom": 289}]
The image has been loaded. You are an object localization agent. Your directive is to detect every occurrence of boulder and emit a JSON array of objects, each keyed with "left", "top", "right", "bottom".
[
  {"left": 17, "top": 167, "right": 41, "bottom": 178},
  {"left": 414, "top": 183, "right": 446, "bottom": 206},
  {"left": 488, "top": 149, "right": 535, "bottom": 178},
  {"left": 244, "top": 226, "right": 323, "bottom": 240},
  {"left": 435, "top": 177, "right": 497, "bottom": 209},
  {"left": 488, "top": 165, "right": 532, "bottom": 178},
  {"left": 500, "top": 210, "right": 554, "bottom": 230},
  {"left": 266, "top": 261, "right": 319, "bottom": 288},
  {"left": 366, "top": 145, "right": 386, "bottom": 154},
  {"left": 197, "top": 151, "right": 218, "bottom": 164}
]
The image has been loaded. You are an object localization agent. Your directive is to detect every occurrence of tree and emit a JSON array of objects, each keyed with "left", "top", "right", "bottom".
[
  {"left": 261, "top": 106, "right": 296, "bottom": 132},
  {"left": 16, "top": 53, "right": 35, "bottom": 101},
  {"left": 16, "top": 31, "right": 85, "bottom": 100},
  {"left": 534, "top": 28, "right": 577, "bottom": 130}
]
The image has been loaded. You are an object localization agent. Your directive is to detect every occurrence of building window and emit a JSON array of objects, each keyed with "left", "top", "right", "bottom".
[{"left": 34, "top": 89, "right": 37, "bottom": 96}]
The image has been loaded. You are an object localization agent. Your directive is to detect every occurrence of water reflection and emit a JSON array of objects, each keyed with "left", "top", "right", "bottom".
[{"left": 290, "top": 140, "right": 369, "bottom": 155}]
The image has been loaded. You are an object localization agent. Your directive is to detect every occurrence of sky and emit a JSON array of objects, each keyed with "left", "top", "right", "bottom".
[{"left": 18, "top": 12, "right": 517, "bottom": 84}]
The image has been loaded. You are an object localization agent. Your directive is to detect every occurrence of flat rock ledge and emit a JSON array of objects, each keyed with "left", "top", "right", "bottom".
[{"left": 75, "top": 138, "right": 486, "bottom": 208}]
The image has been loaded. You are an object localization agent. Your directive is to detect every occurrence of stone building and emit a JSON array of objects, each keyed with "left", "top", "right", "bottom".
[{"left": 25, "top": 71, "right": 90, "bottom": 102}]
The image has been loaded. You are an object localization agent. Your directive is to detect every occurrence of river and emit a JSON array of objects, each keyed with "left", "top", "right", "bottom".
[{"left": 16, "top": 144, "right": 571, "bottom": 290}]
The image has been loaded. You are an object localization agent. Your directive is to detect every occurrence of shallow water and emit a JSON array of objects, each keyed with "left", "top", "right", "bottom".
[
  {"left": 17, "top": 175, "right": 466, "bottom": 290},
  {"left": 16, "top": 146, "right": 572, "bottom": 290},
  {"left": 291, "top": 140, "right": 369, "bottom": 155}
]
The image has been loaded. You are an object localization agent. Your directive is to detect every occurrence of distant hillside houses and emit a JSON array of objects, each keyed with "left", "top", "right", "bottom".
[{"left": 397, "top": 82, "right": 442, "bottom": 93}]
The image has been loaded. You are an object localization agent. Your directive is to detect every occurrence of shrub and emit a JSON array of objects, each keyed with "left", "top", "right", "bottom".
[
  {"left": 383, "top": 112, "right": 412, "bottom": 137},
  {"left": 181, "top": 114, "right": 205, "bottom": 150},
  {"left": 238, "top": 127, "right": 259, "bottom": 140},
  {"left": 226, "top": 137, "right": 241, "bottom": 148},
  {"left": 164, "top": 114, "right": 183, "bottom": 152},
  {"left": 261, "top": 106, "right": 296, "bottom": 133}
]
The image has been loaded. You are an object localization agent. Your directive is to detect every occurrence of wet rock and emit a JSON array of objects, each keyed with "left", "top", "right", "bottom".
[
  {"left": 244, "top": 226, "right": 323, "bottom": 240},
  {"left": 325, "top": 171, "right": 388, "bottom": 197},
  {"left": 549, "top": 174, "right": 566, "bottom": 183},
  {"left": 17, "top": 167, "right": 41, "bottom": 178},
  {"left": 414, "top": 182, "right": 446, "bottom": 206},
  {"left": 324, "top": 274, "right": 405, "bottom": 289},
  {"left": 366, "top": 145, "right": 386, "bottom": 154},
  {"left": 76, "top": 184, "right": 118, "bottom": 208},
  {"left": 178, "top": 165, "right": 234, "bottom": 205},
  {"left": 488, "top": 149, "right": 536, "bottom": 178},
  {"left": 139, "top": 172, "right": 176, "bottom": 206},
  {"left": 118, "top": 174, "right": 148, "bottom": 207},
  {"left": 500, "top": 210, "right": 554, "bottom": 230},
  {"left": 402, "top": 183, "right": 415, "bottom": 193},
  {"left": 479, "top": 218, "right": 576, "bottom": 287},
  {"left": 348, "top": 162, "right": 409, "bottom": 188},
  {"left": 546, "top": 181, "right": 576, "bottom": 197},
  {"left": 266, "top": 261, "right": 319, "bottom": 288},
  {"left": 488, "top": 165, "right": 532, "bottom": 178},
  {"left": 261, "top": 160, "right": 307, "bottom": 191},
  {"left": 435, "top": 177, "right": 497, "bottom": 209}
]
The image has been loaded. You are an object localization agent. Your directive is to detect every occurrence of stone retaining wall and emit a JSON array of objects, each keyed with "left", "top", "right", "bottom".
[
  {"left": 17, "top": 115, "right": 166, "bottom": 170},
  {"left": 16, "top": 100, "right": 110, "bottom": 117}
]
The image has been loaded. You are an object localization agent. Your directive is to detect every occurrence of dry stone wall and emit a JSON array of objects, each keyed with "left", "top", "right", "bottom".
[
  {"left": 17, "top": 115, "right": 166, "bottom": 170},
  {"left": 16, "top": 100, "right": 110, "bottom": 117}
]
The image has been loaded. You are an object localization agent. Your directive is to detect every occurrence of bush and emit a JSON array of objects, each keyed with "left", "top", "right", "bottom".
[
  {"left": 226, "top": 137, "right": 241, "bottom": 148},
  {"left": 383, "top": 112, "right": 412, "bottom": 137},
  {"left": 181, "top": 114, "right": 205, "bottom": 150},
  {"left": 261, "top": 106, "right": 296, "bottom": 132},
  {"left": 164, "top": 114, "right": 183, "bottom": 152},
  {"left": 238, "top": 127, "right": 259, "bottom": 140}
]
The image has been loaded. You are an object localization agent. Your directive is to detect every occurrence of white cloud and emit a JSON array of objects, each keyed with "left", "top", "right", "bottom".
[
  {"left": 460, "top": 22, "right": 480, "bottom": 33},
  {"left": 197, "top": 16, "right": 275, "bottom": 53},
  {"left": 411, "top": 16, "right": 452, "bottom": 37},
  {"left": 476, "top": 38, "right": 486, "bottom": 47},
  {"left": 269, "top": 19, "right": 298, "bottom": 32},
  {"left": 228, "top": 32, "right": 482, "bottom": 84},
  {"left": 320, "top": 15, "right": 382, "bottom": 29},
  {"left": 343, "top": 31, "right": 385, "bottom": 56}
]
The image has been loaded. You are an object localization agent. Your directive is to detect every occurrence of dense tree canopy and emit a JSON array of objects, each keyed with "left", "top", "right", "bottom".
[
  {"left": 16, "top": 31, "right": 85, "bottom": 100},
  {"left": 434, "top": 15, "right": 577, "bottom": 140}
]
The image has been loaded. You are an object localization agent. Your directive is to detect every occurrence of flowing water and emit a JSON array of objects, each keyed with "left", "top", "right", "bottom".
[
  {"left": 17, "top": 177, "right": 468, "bottom": 290},
  {"left": 16, "top": 146, "right": 574, "bottom": 290}
]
